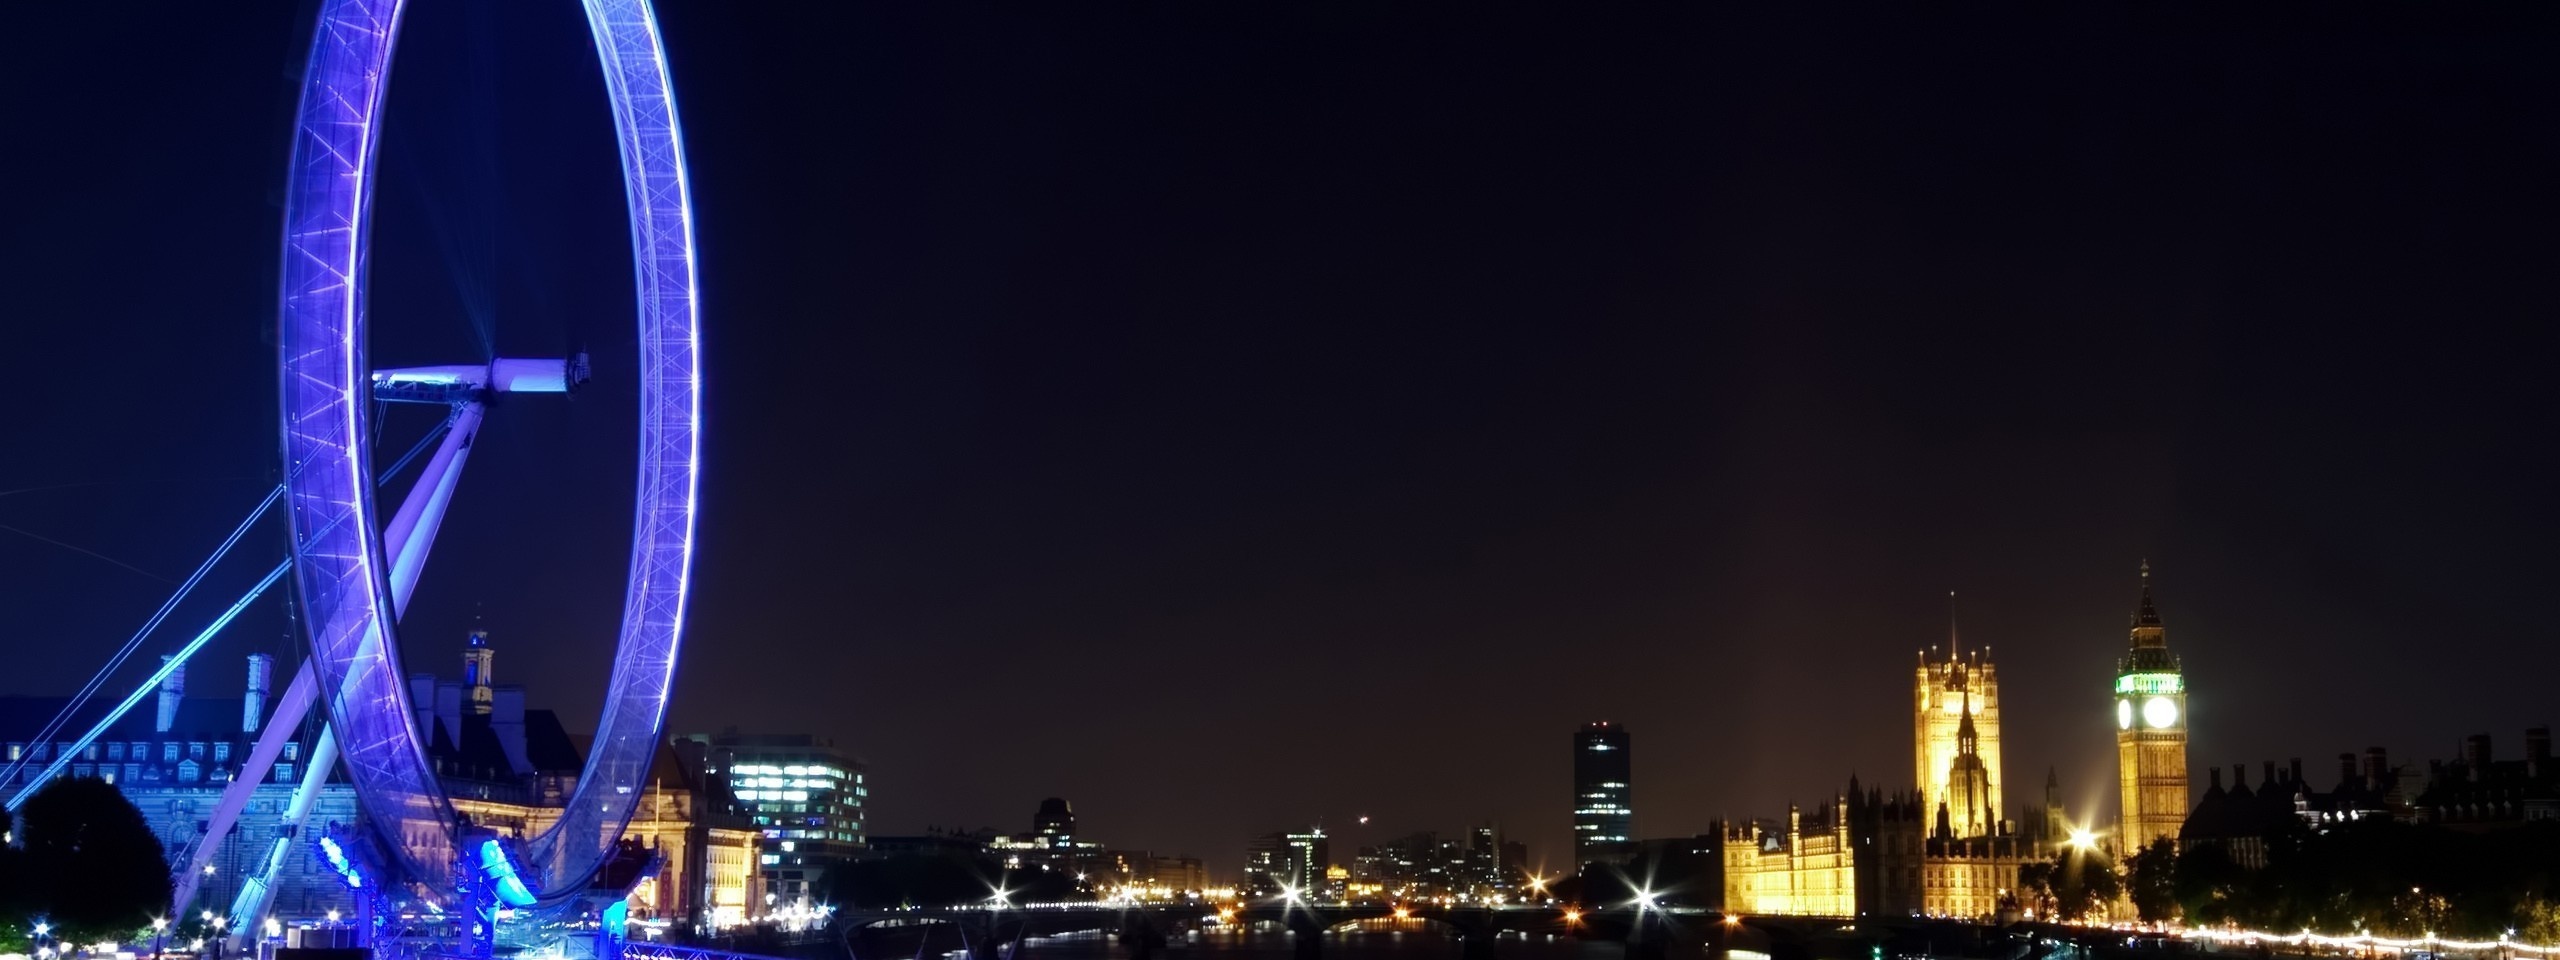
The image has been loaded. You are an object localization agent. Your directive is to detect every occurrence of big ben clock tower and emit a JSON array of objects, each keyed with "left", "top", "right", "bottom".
[{"left": 2114, "top": 561, "right": 2189, "bottom": 852}]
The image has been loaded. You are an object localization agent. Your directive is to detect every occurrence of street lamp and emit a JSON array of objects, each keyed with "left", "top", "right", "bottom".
[{"left": 154, "top": 916, "right": 170, "bottom": 959}]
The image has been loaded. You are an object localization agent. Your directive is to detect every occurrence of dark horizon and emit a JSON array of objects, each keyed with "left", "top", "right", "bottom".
[{"left": 4, "top": 4, "right": 2556, "bottom": 875}]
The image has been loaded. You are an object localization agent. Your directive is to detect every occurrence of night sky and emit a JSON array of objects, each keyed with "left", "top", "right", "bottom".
[{"left": 4, "top": 4, "right": 2556, "bottom": 876}]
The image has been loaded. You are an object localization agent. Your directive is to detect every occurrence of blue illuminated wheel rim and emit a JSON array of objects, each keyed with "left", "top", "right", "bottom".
[{"left": 275, "top": 0, "right": 700, "bottom": 897}]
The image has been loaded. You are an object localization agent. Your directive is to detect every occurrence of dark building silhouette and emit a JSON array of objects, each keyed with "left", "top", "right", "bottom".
[
  {"left": 1033, "top": 797, "right": 1076, "bottom": 841},
  {"left": 2413, "top": 728, "right": 2558, "bottom": 827},
  {"left": 1574, "top": 721, "right": 1634, "bottom": 866}
]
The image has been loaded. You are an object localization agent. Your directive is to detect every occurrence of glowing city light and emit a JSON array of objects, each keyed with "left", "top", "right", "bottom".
[
  {"left": 2183, "top": 925, "right": 2560, "bottom": 956},
  {"left": 2066, "top": 827, "right": 2098, "bottom": 852}
]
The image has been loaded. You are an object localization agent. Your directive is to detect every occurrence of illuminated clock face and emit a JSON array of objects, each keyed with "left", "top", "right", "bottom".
[
  {"left": 2116, "top": 698, "right": 2133, "bottom": 729},
  {"left": 2142, "top": 696, "right": 2179, "bottom": 729}
]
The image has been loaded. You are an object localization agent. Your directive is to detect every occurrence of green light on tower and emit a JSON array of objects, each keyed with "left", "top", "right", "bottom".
[{"left": 2115, "top": 672, "right": 2182, "bottom": 696}]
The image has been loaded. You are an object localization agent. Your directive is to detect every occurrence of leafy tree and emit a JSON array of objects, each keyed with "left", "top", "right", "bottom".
[
  {"left": 2020, "top": 849, "right": 2121, "bottom": 923},
  {"left": 2018, "top": 859, "right": 2058, "bottom": 920},
  {"left": 2126, "top": 838, "right": 2181, "bottom": 925},
  {"left": 2517, "top": 895, "right": 2560, "bottom": 949},
  {"left": 2172, "top": 841, "right": 2244, "bottom": 926},
  {"left": 15, "top": 777, "right": 171, "bottom": 944},
  {"left": 2075, "top": 851, "right": 2124, "bottom": 919}
]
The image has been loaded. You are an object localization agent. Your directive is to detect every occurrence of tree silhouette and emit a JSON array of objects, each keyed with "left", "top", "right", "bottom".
[
  {"left": 15, "top": 777, "right": 171, "bottom": 944},
  {"left": 2126, "top": 838, "right": 2180, "bottom": 924},
  {"left": 0, "top": 805, "right": 31, "bottom": 954},
  {"left": 2020, "top": 848, "right": 2122, "bottom": 922}
]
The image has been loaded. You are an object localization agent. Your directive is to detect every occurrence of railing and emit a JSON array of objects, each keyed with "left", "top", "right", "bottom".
[{"left": 624, "top": 942, "right": 806, "bottom": 960}]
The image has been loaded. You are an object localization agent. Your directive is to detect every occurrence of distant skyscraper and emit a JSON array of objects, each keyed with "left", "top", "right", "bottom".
[
  {"left": 1286, "top": 827, "right": 1330, "bottom": 895},
  {"left": 1032, "top": 797, "right": 1076, "bottom": 841},
  {"left": 2114, "top": 561, "right": 2190, "bottom": 852},
  {"left": 1573, "top": 721, "right": 1633, "bottom": 865},
  {"left": 1244, "top": 826, "right": 1330, "bottom": 897}
]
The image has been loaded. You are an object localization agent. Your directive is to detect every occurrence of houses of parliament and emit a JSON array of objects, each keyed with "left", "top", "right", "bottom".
[{"left": 1721, "top": 564, "right": 2190, "bottom": 919}]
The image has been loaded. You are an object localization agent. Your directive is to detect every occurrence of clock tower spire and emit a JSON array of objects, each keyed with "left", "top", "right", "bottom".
[{"left": 2114, "top": 560, "right": 2189, "bottom": 853}]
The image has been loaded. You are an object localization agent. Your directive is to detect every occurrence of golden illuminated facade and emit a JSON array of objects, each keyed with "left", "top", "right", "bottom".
[
  {"left": 1915, "top": 637, "right": 2003, "bottom": 838},
  {"left": 1846, "top": 784, "right": 2037, "bottom": 921},
  {"left": 1723, "top": 799, "right": 1857, "bottom": 917},
  {"left": 1719, "top": 607, "right": 2063, "bottom": 921},
  {"left": 2113, "top": 561, "right": 2190, "bottom": 852},
  {"left": 1916, "top": 838, "right": 2028, "bottom": 920},
  {"left": 446, "top": 751, "right": 760, "bottom": 929}
]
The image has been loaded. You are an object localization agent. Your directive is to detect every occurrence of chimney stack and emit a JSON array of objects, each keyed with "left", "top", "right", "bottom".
[
  {"left": 2289, "top": 757, "right": 2304, "bottom": 785},
  {"left": 2363, "top": 748, "right": 2389, "bottom": 789},
  {"left": 2338, "top": 753, "right": 2358, "bottom": 789},
  {"left": 243, "top": 653, "right": 274, "bottom": 733},
  {"left": 156, "top": 655, "right": 187, "bottom": 733},
  {"left": 2233, "top": 763, "right": 2248, "bottom": 790},
  {"left": 2527, "top": 727, "right": 2551, "bottom": 778},
  {"left": 2464, "top": 734, "right": 2492, "bottom": 779},
  {"left": 2209, "top": 768, "right": 2224, "bottom": 791},
  {"left": 2263, "top": 760, "right": 2278, "bottom": 787}
]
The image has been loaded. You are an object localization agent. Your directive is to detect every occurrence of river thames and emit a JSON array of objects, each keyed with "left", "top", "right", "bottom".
[{"left": 983, "top": 926, "right": 1643, "bottom": 960}]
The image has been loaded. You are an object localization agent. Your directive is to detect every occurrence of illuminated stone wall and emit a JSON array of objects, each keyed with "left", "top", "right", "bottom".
[
  {"left": 1721, "top": 801, "right": 1856, "bottom": 917},
  {"left": 1914, "top": 653, "right": 2003, "bottom": 834}
]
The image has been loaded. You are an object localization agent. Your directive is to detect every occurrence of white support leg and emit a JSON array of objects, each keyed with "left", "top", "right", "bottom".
[{"left": 174, "top": 402, "right": 484, "bottom": 934}]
